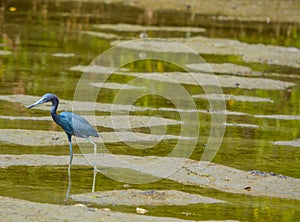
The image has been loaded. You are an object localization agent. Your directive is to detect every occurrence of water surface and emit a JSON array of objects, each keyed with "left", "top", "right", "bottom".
[{"left": 0, "top": 0, "right": 300, "bottom": 221}]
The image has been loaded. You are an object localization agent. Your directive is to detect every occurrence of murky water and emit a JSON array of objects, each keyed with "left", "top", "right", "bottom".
[{"left": 0, "top": 0, "right": 300, "bottom": 221}]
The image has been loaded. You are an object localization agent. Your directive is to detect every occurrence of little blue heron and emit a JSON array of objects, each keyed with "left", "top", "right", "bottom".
[{"left": 27, "top": 93, "right": 100, "bottom": 193}]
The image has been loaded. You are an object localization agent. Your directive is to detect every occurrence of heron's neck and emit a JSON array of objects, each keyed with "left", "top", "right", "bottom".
[{"left": 50, "top": 97, "right": 60, "bottom": 123}]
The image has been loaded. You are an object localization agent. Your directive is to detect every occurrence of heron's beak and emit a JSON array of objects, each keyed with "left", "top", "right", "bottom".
[{"left": 27, "top": 98, "right": 46, "bottom": 109}]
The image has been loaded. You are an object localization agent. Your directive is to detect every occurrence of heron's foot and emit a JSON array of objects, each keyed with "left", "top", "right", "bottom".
[{"left": 93, "top": 165, "right": 100, "bottom": 173}]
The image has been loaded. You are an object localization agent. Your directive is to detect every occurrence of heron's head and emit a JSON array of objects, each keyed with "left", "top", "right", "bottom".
[{"left": 27, "top": 93, "right": 57, "bottom": 109}]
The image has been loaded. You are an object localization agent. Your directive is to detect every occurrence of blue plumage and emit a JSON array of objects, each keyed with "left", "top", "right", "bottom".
[
  {"left": 27, "top": 93, "right": 99, "bottom": 180},
  {"left": 57, "top": 112, "right": 99, "bottom": 139}
]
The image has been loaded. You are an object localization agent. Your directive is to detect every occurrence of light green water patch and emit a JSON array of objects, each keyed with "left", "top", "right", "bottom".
[{"left": 215, "top": 137, "right": 300, "bottom": 178}]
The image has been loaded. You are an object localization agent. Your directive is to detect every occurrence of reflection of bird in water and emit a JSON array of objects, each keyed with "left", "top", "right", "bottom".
[{"left": 27, "top": 93, "right": 100, "bottom": 197}]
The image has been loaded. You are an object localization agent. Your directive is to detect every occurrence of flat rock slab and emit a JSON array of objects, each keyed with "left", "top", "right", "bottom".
[
  {"left": 0, "top": 115, "right": 182, "bottom": 129},
  {"left": 0, "top": 93, "right": 244, "bottom": 115},
  {"left": 71, "top": 189, "right": 224, "bottom": 206},
  {"left": 0, "top": 129, "right": 192, "bottom": 146},
  {"left": 94, "top": 23, "right": 205, "bottom": 33},
  {"left": 0, "top": 50, "right": 12, "bottom": 55},
  {"left": 120, "top": 72, "right": 295, "bottom": 90},
  {"left": 273, "top": 139, "right": 300, "bottom": 148},
  {"left": 186, "top": 63, "right": 261, "bottom": 76},
  {"left": 51, "top": 53, "right": 75, "bottom": 57},
  {"left": 1, "top": 196, "right": 234, "bottom": 222},
  {"left": 193, "top": 94, "right": 273, "bottom": 103},
  {"left": 112, "top": 38, "right": 300, "bottom": 68},
  {"left": 181, "top": 36, "right": 300, "bottom": 68},
  {"left": 0, "top": 154, "right": 299, "bottom": 201},
  {"left": 73, "top": 64, "right": 295, "bottom": 90},
  {"left": 90, "top": 82, "right": 146, "bottom": 90},
  {"left": 82, "top": 31, "right": 121, "bottom": 39},
  {"left": 254, "top": 114, "right": 300, "bottom": 120},
  {"left": 224, "top": 123, "right": 259, "bottom": 128},
  {"left": 0, "top": 94, "right": 153, "bottom": 112}
]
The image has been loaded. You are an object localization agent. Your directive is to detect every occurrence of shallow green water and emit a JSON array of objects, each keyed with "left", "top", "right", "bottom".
[{"left": 0, "top": 0, "right": 300, "bottom": 221}]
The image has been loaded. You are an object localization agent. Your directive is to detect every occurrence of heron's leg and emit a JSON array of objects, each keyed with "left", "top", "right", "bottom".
[
  {"left": 87, "top": 138, "right": 98, "bottom": 193},
  {"left": 65, "top": 164, "right": 72, "bottom": 202},
  {"left": 66, "top": 134, "right": 73, "bottom": 201},
  {"left": 92, "top": 167, "right": 97, "bottom": 193},
  {"left": 68, "top": 141, "right": 73, "bottom": 176},
  {"left": 87, "top": 138, "right": 98, "bottom": 171}
]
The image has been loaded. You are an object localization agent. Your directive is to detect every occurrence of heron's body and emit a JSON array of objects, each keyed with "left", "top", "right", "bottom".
[
  {"left": 54, "top": 111, "right": 99, "bottom": 139},
  {"left": 27, "top": 93, "right": 99, "bottom": 194}
]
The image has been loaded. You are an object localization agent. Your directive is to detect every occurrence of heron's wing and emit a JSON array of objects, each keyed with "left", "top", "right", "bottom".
[
  {"left": 58, "top": 112, "right": 74, "bottom": 136},
  {"left": 60, "top": 112, "right": 98, "bottom": 138}
]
